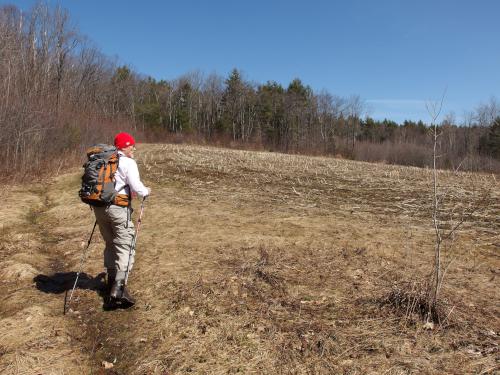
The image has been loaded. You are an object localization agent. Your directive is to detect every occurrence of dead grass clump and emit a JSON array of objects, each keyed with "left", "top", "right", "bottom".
[
  {"left": 0, "top": 261, "right": 39, "bottom": 281},
  {"left": 237, "top": 246, "right": 286, "bottom": 293},
  {"left": 382, "top": 280, "right": 449, "bottom": 325}
]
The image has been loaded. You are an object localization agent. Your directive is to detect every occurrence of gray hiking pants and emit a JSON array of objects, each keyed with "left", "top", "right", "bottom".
[{"left": 93, "top": 205, "right": 135, "bottom": 282}]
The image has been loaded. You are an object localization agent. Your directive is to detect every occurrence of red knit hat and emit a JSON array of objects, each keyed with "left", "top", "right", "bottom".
[{"left": 114, "top": 132, "right": 136, "bottom": 149}]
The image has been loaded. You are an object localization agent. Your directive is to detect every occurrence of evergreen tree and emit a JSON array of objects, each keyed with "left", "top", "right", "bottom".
[
  {"left": 257, "top": 81, "right": 285, "bottom": 147},
  {"left": 176, "top": 80, "right": 192, "bottom": 132},
  {"left": 480, "top": 117, "right": 500, "bottom": 158},
  {"left": 221, "top": 69, "right": 244, "bottom": 138}
]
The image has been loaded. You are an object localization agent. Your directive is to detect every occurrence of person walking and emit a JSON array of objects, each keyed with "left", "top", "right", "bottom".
[{"left": 92, "top": 132, "right": 150, "bottom": 306}]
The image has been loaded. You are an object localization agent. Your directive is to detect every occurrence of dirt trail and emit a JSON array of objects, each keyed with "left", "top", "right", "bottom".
[
  {"left": 1, "top": 144, "right": 499, "bottom": 374},
  {"left": 0, "top": 173, "right": 154, "bottom": 374},
  {"left": 0, "top": 181, "right": 94, "bottom": 373}
]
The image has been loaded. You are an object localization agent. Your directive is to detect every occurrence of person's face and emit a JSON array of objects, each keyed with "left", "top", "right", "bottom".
[{"left": 121, "top": 145, "right": 136, "bottom": 158}]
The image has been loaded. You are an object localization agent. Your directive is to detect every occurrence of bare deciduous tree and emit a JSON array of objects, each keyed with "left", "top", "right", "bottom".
[{"left": 425, "top": 92, "right": 446, "bottom": 317}]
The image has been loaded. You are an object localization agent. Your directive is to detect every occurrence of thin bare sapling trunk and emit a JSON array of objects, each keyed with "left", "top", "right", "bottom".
[{"left": 425, "top": 91, "right": 445, "bottom": 317}]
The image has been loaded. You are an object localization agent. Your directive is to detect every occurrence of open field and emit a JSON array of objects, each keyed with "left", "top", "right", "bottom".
[{"left": 0, "top": 143, "right": 499, "bottom": 374}]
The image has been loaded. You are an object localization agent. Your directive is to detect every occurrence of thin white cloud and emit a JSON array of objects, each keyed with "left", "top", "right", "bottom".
[
  {"left": 367, "top": 99, "right": 426, "bottom": 106},
  {"left": 366, "top": 99, "right": 429, "bottom": 122}
]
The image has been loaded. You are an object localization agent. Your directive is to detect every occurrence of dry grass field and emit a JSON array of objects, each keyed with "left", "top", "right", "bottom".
[{"left": 0, "top": 143, "right": 499, "bottom": 374}]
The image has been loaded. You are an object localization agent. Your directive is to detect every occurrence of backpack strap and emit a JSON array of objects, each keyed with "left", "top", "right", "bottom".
[
  {"left": 111, "top": 152, "right": 130, "bottom": 207},
  {"left": 97, "top": 160, "right": 108, "bottom": 199}
]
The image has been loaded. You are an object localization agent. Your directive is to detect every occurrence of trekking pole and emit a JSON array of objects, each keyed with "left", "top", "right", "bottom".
[
  {"left": 64, "top": 220, "right": 97, "bottom": 315},
  {"left": 123, "top": 197, "right": 146, "bottom": 287}
]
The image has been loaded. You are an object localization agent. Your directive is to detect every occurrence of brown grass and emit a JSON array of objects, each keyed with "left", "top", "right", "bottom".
[{"left": 0, "top": 144, "right": 498, "bottom": 374}]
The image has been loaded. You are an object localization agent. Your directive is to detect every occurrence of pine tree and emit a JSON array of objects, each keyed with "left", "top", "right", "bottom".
[{"left": 486, "top": 117, "right": 500, "bottom": 158}]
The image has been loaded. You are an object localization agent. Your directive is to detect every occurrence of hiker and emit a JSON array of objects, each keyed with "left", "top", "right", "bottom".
[{"left": 92, "top": 132, "right": 151, "bottom": 306}]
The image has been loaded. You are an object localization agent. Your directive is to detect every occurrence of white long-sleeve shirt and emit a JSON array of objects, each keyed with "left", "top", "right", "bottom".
[{"left": 115, "top": 151, "right": 149, "bottom": 197}]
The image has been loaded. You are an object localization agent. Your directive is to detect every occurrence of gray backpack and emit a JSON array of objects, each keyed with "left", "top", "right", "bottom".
[{"left": 79, "top": 144, "right": 126, "bottom": 206}]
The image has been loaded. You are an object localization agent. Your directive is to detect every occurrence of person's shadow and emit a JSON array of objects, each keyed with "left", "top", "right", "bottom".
[
  {"left": 34, "top": 272, "right": 105, "bottom": 294},
  {"left": 33, "top": 272, "right": 121, "bottom": 311}
]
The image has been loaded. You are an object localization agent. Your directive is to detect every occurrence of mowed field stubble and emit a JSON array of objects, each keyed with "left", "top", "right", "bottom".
[{"left": 0, "top": 143, "right": 499, "bottom": 374}]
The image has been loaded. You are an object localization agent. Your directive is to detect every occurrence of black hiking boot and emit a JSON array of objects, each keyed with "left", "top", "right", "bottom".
[
  {"left": 106, "top": 270, "right": 116, "bottom": 294},
  {"left": 101, "top": 270, "right": 119, "bottom": 310},
  {"left": 119, "top": 286, "right": 136, "bottom": 307},
  {"left": 110, "top": 280, "right": 136, "bottom": 308}
]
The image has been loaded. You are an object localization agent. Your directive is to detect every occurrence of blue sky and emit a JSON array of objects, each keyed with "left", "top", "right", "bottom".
[{"left": 5, "top": 0, "right": 500, "bottom": 123}]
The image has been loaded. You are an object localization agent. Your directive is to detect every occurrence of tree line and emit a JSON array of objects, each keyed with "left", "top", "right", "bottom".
[{"left": 1, "top": 3, "right": 499, "bottom": 180}]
